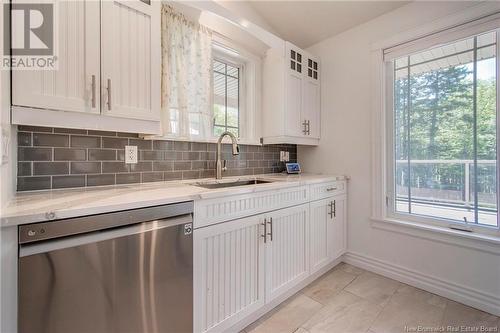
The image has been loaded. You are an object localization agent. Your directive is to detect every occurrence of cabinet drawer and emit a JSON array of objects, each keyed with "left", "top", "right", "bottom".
[
  {"left": 194, "top": 185, "right": 309, "bottom": 228},
  {"left": 309, "top": 181, "right": 346, "bottom": 201}
]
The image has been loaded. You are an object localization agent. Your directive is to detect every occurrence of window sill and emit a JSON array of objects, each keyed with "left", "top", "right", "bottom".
[{"left": 370, "top": 216, "right": 500, "bottom": 255}]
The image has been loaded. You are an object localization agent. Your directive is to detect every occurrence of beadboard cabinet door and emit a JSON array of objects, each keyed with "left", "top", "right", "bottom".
[
  {"left": 12, "top": 1, "right": 100, "bottom": 114},
  {"left": 331, "top": 195, "right": 347, "bottom": 259},
  {"left": 100, "top": 0, "right": 160, "bottom": 121},
  {"left": 309, "top": 198, "right": 332, "bottom": 274},
  {"left": 265, "top": 204, "right": 309, "bottom": 303},
  {"left": 194, "top": 215, "right": 266, "bottom": 333}
]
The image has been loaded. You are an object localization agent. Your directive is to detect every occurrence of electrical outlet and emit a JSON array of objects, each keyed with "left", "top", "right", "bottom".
[
  {"left": 280, "top": 151, "right": 286, "bottom": 162},
  {"left": 280, "top": 151, "right": 290, "bottom": 162},
  {"left": 125, "top": 145, "right": 138, "bottom": 164}
]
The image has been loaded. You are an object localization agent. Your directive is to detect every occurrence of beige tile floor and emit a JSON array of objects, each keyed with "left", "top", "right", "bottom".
[{"left": 243, "top": 263, "right": 500, "bottom": 333}]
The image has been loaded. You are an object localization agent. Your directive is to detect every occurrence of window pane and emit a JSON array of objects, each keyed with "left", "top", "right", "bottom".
[
  {"left": 227, "top": 107, "right": 238, "bottom": 128},
  {"left": 214, "top": 60, "right": 225, "bottom": 73},
  {"left": 393, "top": 31, "right": 497, "bottom": 227},
  {"left": 227, "top": 64, "right": 239, "bottom": 78},
  {"left": 212, "top": 58, "right": 240, "bottom": 137},
  {"left": 213, "top": 104, "right": 225, "bottom": 127},
  {"left": 214, "top": 126, "right": 225, "bottom": 137}
]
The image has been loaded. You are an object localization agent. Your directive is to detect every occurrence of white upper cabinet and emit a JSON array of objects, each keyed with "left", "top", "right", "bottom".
[
  {"left": 303, "top": 55, "right": 320, "bottom": 139},
  {"left": 262, "top": 42, "right": 321, "bottom": 145},
  {"left": 12, "top": 1, "right": 100, "bottom": 114},
  {"left": 101, "top": 0, "right": 160, "bottom": 121},
  {"left": 11, "top": 0, "right": 161, "bottom": 134}
]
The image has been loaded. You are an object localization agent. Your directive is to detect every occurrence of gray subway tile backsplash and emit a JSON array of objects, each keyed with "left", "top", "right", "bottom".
[
  {"left": 52, "top": 175, "right": 86, "bottom": 189},
  {"left": 16, "top": 126, "right": 297, "bottom": 191},
  {"left": 33, "top": 162, "right": 69, "bottom": 176},
  {"left": 87, "top": 174, "right": 115, "bottom": 187},
  {"left": 18, "top": 147, "right": 52, "bottom": 161},
  {"left": 71, "top": 135, "right": 101, "bottom": 148},
  {"left": 33, "top": 133, "right": 69, "bottom": 147},
  {"left": 71, "top": 162, "right": 101, "bottom": 174},
  {"left": 54, "top": 148, "right": 86, "bottom": 161},
  {"left": 116, "top": 173, "right": 141, "bottom": 184}
]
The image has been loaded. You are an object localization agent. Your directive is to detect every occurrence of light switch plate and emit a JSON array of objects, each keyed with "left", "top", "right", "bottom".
[{"left": 125, "top": 145, "right": 138, "bottom": 164}]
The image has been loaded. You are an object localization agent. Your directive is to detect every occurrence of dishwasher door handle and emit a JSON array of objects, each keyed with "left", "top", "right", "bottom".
[{"left": 20, "top": 214, "right": 192, "bottom": 258}]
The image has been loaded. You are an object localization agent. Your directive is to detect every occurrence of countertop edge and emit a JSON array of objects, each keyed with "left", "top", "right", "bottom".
[{"left": 1, "top": 174, "right": 347, "bottom": 227}]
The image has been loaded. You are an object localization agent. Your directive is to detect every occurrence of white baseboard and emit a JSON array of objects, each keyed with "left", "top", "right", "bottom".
[{"left": 343, "top": 252, "right": 500, "bottom": 316}]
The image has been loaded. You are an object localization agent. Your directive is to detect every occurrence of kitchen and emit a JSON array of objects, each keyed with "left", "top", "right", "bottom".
[{"left": 1, "top": 1, "right": 499, "bottom": 332}]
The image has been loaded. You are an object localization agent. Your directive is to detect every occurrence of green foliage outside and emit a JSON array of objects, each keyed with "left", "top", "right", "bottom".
[{"left": 394, "top": 62, "right": 497, "bottom": 202}]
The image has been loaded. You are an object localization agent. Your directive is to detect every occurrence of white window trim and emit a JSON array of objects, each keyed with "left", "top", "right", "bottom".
[
  {"left": 211, "top": 35, "right": 262, "bottom": 146},
  {"left": 371, "top": 2, "right": 500, "bottom": 244}
]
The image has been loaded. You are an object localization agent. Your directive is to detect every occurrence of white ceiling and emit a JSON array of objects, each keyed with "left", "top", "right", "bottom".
[{"left": 248, "top": 1, "right": 409, "bottom": 48}]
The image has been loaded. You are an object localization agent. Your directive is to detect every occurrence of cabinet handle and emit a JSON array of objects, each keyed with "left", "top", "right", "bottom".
[
  {"left": 302, "top": 120, "right": 308, "bottom": 135},
  {"left": 333, "top": 200, "right": 337, "bottom": 218},
  {"left": 307, "top": 120, "right": 311, "bottom": 135},
  {"left": 261, "top": 219, "right": 267, "bottom": 243},
  {"left": 267, "top": 217, "right": 273, "bottom": 241},
  {"left": 328, "top": 201, "right": 333, "bottom": 219},
  {"left": 91, "top": 75, "right": 96, "bottom": 108},
  {"left": 107, "top": 79, "right": 112, "bottom": 111},
  {"left": 326, "top": 187, "right": 337, "bottom": 192}
]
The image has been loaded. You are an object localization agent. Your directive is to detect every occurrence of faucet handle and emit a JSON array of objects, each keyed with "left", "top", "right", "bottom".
[{"left": 222, "top": 160, "right": 228, "bottom": 171}]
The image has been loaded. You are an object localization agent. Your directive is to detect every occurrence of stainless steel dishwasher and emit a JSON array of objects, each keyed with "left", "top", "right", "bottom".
[{"left": 18, "top": 202, "right": 193, "bottom": 333}]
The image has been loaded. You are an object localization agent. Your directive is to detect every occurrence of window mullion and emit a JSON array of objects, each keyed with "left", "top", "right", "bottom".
[
  {"left": 496, "top": 29, "right": 500, "bottom": 231},
  {"left": 473, "top": 36, "right": 479, "bottom": 224},
  {"left": 407, "top": 55, "right": 412, "bottom": 214}
]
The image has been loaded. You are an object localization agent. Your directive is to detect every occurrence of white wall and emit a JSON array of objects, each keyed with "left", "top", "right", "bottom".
[{"left": 299, "top": 1, "right": 500, "bottom": 315}]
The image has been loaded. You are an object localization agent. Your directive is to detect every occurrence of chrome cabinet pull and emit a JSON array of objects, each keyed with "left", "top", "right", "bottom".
[
  {"left": 267, "top": 217, "right": 273, "bottom": 241},
  {"left": 91, "top": 75, "right": 96, "bottom": 108},
  {"left": 107, "top": 79, "right": 112, "bottom": 111},
  {"left": 333, "top": 200, "right": 337, "bottom": 218},
  {"left": 302, "top": 120, "right": 308, "bottom": 135},
  {"left": 261, "top": 219, "right": 267, "bottom": 243},
  {"left": 326, "top": 187, "right": 337, "bottom": 192},
  {"left": 307, "top": 120, "right": 311, "bottom": 135},
  {"left": 328, "top": 201, "right": 333, "bottom": 219}
]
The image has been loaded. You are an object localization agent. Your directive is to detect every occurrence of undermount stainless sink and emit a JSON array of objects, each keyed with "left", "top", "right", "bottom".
[{"left": 194, "top": 179, "right": 274, "bottom": 189}]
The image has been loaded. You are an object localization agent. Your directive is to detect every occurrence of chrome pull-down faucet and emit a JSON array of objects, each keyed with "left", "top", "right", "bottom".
[{"left": 216, "top": 131, "right": 239, "bottom": 179}]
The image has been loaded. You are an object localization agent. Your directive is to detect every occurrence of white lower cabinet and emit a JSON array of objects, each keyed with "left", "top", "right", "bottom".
[
  {"left": 264, "top": 204, "right": 309, "bottom": 303},
  {"left": 331, "top": 195, "right": 347, "bottom": 259},
  {"left": 309, "top": 194, "right": 347, "bottom": 275},
  {"left": 193, "top": 214, "right": 266, "bottom": 333},
  {"left": 194, "top": 184, "right": 347, "bottom": 333},
  {"left": 309, "top": 198, "right": 332, "bottom": 274}
]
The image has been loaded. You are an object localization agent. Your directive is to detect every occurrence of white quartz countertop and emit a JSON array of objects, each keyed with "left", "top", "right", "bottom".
[{"left": 1, "top": 173, "right": 346, "bottom": 227}]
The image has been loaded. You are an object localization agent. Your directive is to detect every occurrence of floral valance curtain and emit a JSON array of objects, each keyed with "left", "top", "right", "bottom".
[{"left": 161, "top": 5, "right": 213, "bottom": 139}]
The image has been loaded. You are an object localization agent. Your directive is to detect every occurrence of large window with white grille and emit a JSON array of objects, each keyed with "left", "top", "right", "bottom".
[{"left": 388, "top": 30, "right": 498, "bottom": 228}]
